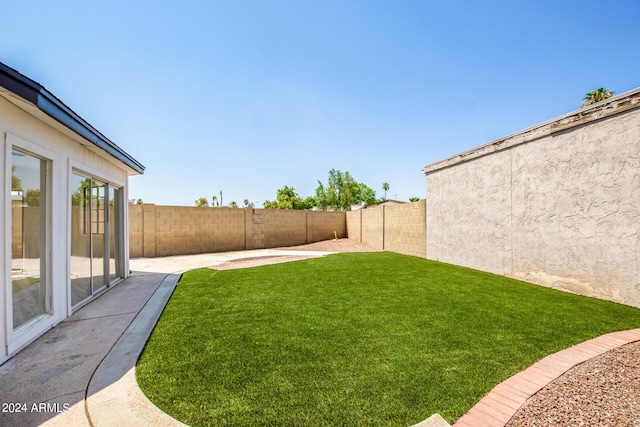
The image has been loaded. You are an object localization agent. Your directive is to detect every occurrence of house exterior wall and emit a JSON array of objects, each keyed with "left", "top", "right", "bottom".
[
  {"left": 424, "top": 90, "right": 640, "bottom": 307},
  {"left": 0, "top": 94, "right": 133, "bottom": 364}
]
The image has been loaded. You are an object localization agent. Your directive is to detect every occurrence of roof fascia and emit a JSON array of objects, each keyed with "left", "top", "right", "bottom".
[{"left": 0, "top": 62, "right": 144, "bottom": 174}]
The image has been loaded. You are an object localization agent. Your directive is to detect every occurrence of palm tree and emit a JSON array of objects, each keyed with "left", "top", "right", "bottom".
[
  {"left": 382, "top": 182, "right": 390, "bottom": 200},
  {"left": 211, "top": 195, "right": 218, "bottom": 207},
  {"left": 581, "top": 87, "right": 614, "bottom": 108},
  {"left": 243, "top": 199, "right": 250, "bottom": 208}
]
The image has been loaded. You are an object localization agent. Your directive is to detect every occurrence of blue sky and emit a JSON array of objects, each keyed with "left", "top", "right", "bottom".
[{"left": 2, "top": 1, "right": 639, "bottom": 206}]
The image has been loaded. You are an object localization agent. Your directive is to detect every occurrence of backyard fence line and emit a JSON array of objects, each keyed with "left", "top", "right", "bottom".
[
  {"left": 128, "top": 201, "right": 427, "bottom": 259},
  {"left": 346, "top": 200, "right": 427, "bottom": 258},
  {"left": 128, "top": 204, "right": 346, "bottom": 258}
]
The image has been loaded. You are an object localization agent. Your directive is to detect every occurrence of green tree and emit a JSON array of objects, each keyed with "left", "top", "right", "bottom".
[
  {"left": 382, "top": 182, "right": 390, "bottom": 200},
  {"left": 409, "top": 197, "right": 421, "bottom": 202},
  {"left": 229, "top": 201, "right": 238, "bottom": 208},
  {"left": 301, "top": 196, "right": 317, "bottom": 209},
  {"left": 243, "top": 199, "right": 250, "bottom": 208},
  {"left": 354, "top": 182, "right": 379, "bottom": 206},
  {"left": 12, "top": 166, "right": 22, "bottom": 192},
  {"left": 195, "top": 197, "right": 209, "bottom": 207},
  {"left": 581, "top": 87, "right": 614, "bottom": 108},
  {"left": 71, "top": 178, "right": 91, "bottom": 206},
  {"left": 211, "top": 195, "right": 218, "bottom": 207},
  {"left": 315, "top": 169, "right": 376, "bottom": 210},
  {"left": 264, "top": 186, "right": 315, "bottom": 210},
  {"left": 25, "top": 189, "right": 41, "bottom": 206},
  {"left": 136, "top": 199, "right": 143, "bottom": 205}
]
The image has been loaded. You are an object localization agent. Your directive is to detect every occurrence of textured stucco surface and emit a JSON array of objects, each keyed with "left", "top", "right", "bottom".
[
  {"left": 427, "top": 151, "right": 513, "bottom": 276},
  {"left": 425, "top": 93, "right": 640, "bottom": 307}
]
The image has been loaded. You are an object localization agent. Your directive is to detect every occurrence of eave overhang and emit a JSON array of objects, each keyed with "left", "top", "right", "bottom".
[{"left": 0, "top": 62, "right": 144, "bottom": 175}]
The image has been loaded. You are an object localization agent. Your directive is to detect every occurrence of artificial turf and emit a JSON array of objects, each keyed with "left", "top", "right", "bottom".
[{"left": 136, "top": 252, "right": 640, "bottom": 426}]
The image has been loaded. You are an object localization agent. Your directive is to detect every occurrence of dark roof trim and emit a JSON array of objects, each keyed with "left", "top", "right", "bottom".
[{"left": 0, "top": 62, "right": 144, "bottom": 174}]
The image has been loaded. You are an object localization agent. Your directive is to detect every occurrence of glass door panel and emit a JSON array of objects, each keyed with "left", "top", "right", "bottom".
[
  {"left": 11, "top": 150, "right": 48, "bottom": 330},
  {"left": 91, "top": 181, "right": 106, "bottom": 293},
  {"left": 70, "top": 173, "right": 91, "bottom": 306},
  {"left": 108, "top": 187, "right": 120, "bottom": 284}
]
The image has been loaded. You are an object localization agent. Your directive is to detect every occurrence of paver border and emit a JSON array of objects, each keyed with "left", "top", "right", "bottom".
[{"left": 453, "top": 328, "right": 640, "bottom": 427}]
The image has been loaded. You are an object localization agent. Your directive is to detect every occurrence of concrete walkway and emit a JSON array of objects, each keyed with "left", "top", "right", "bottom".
[{"left": 1, "top": 249, "right": 639, "bottom": 427}]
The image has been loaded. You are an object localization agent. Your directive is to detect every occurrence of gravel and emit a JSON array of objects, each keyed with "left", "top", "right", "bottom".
[{"left": 506, "top": 341, "right": 640, "bottom": 427}]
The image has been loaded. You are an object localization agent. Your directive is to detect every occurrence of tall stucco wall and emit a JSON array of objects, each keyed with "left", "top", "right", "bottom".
[
  {"left": 426, "top": 151, "right": 512, "bottom": 275},
  {"left": 346, "top": 201, "right": 427, "bottom": 257},
  {"left": 425, "top": 99, "right": 640, "bottom": 307},
  {"left": 129, "top": 205, "right": 347, "bottom": 257}
]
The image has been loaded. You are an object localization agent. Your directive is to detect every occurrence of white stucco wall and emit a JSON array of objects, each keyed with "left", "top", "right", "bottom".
[
  {"left": 425, "top": 90, "right": 640, "bottom": 307},
  {"left": 0, "top": 93, "right": 133, "bottom": 364}
]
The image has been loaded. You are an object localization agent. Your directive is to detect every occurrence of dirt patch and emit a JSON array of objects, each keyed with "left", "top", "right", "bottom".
[
  {"left": 213, "top": 239, "right": 380, "bottom": 271},
  {"left": 275, "top": 238, "right": 382, "bottom": 253},
  {"left": 213, "top": 255, "right": 322, "bottom": 270}
]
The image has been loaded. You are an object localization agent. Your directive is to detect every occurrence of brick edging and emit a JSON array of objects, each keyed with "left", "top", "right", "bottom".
[{"left": 453, "top": 328, "right": 640, "bottom": 427}]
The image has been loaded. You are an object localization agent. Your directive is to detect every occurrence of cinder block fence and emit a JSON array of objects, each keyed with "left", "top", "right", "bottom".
[
  {"left": 128, "top": 204, "right": 347, "bottom": 257},
  {"left": 128, "top": 201, "right": 428, "bottom": 259},
  {"left": 346, "top": 200, "right": 427, "bottom": 258}
]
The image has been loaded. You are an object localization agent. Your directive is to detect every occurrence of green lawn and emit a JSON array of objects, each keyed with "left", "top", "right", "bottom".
[{"left": 136, "top": 252, "right": 640, "bottom": 426}]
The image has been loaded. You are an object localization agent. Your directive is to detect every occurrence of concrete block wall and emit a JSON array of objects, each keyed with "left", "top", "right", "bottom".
[
  {"left": 129, "top": 205, "right": 347, "bottom": 257},
  {"left": 154, "top": 205, "right": 245, "bottom": 256},
  {"left": 257, "top": 209, "right": 307, "bottom": 248},
  {"left": 345, "top": 207, "right": 362, "bottom": 242},
  {"left": 361, "top": 207, "right": 384, "bottom": 249},
  {"left": 346, "top": 200, "right": 427, "bottom": 257},
  {"left": 308, "top": 210, "right": 347, "bottom": 242},
  {"left": 129, "top": 204, "right": 143, "bottom": 258},
  {"left": 383, "top": 200, "right": 427, "bottom": 258}
]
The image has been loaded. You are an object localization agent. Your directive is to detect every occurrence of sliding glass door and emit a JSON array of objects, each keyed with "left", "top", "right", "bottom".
[
  {"left": 91, "top": 180, "right": 107, "bottom": 293},
  {"left": 70, "top": 173, "right": 121, "bottom": 308}
]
